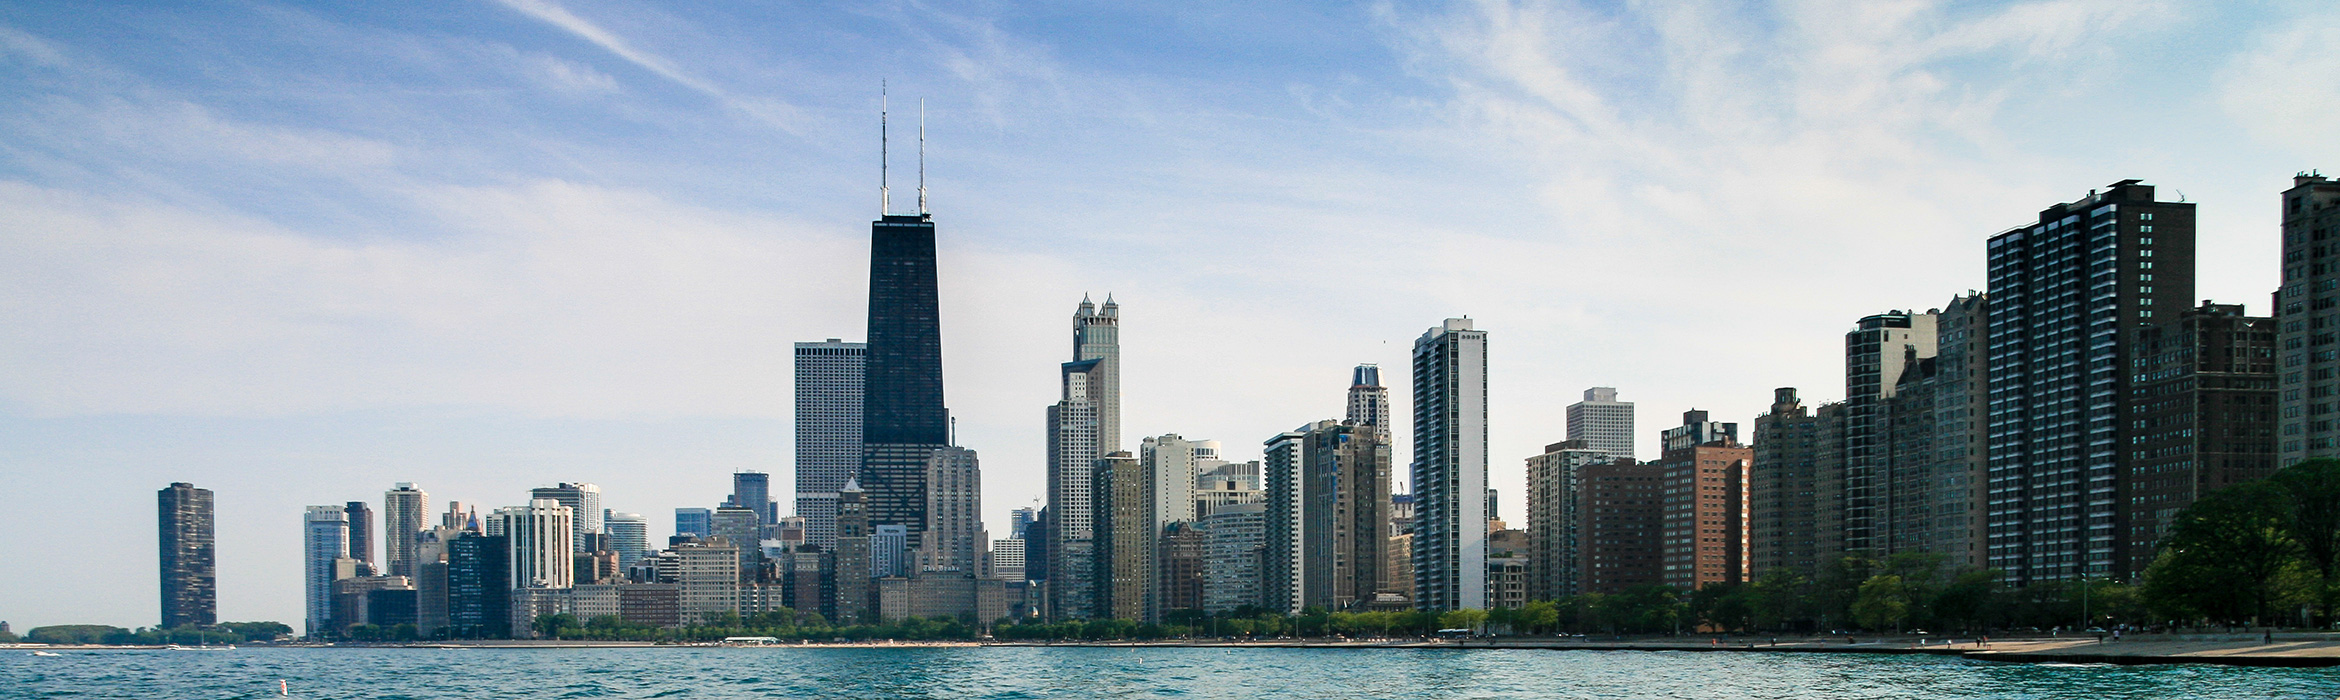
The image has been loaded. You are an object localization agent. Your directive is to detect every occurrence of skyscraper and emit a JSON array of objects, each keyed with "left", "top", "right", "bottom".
[
  {"left": 921, "top": 446, "right": 982, "bottom": 574},
  {"left": 1411, "top": 317, "right": 1489, "bottom": 611},
  {"left": 2123, "top": 302, "right": 2277, "bottom": 577},
  {"left": 1567, "top": 387, "right": 1636, "bottom": 461},
  {"left": 861, "top": 198, "right": 951, "bottom": 552},
  {"left": 605, "top": 512, "right": 651, "bottom": 571},
  {"left": 497, "top": 500, "right": 576, "bottom": 591},
  {"left": 384, "top": 483, "right": 429, "bottom": 578},
  {"left": 1046, "top": 353, "right": 1108, "bottom": 619},
  {"left": 1988, "top": 179, "right": 2195, "bottom": 585},
  {"left": 1884, "top": 294, "right": 1990, "bottom": 572},
  {"left": 2279, "top": 173, "right": 2340, "bottom": 464},
  {"left": 729, "top": 472, "right": 776, "bottom": 527},
  {"left": 344, "top": 501, "right": 375, "bottom": 573},
  {"left": 1202, "top": 501, "right": 1270, "bottom": 612},
  {"left": 1750, "top": 388, "right": 1845, "bottom": 582},
  {"left": 1525, "top": 441, "right": 1603, "bottom": 601},
  {"left": 528, "top": 483, "right": 602, "bottom": 553},
  {"left": 447, "top": 533, "right": 510, "bottom": 638},
  {"left": 795, "top": 339, "right": 866, "bottom": 549},
  {"left": 711, "top": 505, "right": 763, "bottom": 575},
  {"left": 157, "top": 482, "right": 215, "bottom": 628},
  {"left": 1845, "top": 310, "right": 1937, "bottom": 558},
  {"left": 1075, "top": 295, "right": 1122, "bottom": 453},
  {"left": 832, "top": 479, "right": 873, "bottom": 623},
  {"left": 1578, "top": 459, "right": 1664, "bottom": 594},
  {"left": 303, "top": 505, "right": 350, "bottom": 637},
  {"left": 675, "top": 508, "right": 712, "bottom": 539},
  {"left": 1658, "top": 411, "right": 1751, "bottom": 590},
  {"left": 1140, "top": 435, "right": 1201, "bottom": 532},
  {"left": 1347, "top": 364, "right": 1391, "bottom": 435},
  {"left": 1265, "top": 419, "right": 1396, "bottom": 614},
  {"left": 1093, "top": 451, "right": 1150, "bottom": 620}
]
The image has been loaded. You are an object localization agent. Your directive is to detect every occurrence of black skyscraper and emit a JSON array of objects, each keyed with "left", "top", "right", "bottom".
[
  {"left": 158, "top": 482, "right": 216, "bottom": 628},
  {"left": 345, "top": 500, "right": 375, "bottom": 573},
  {"left": 448, "top": 534, "right": 510, "bottom": 638},
  {"left": 862, "top": 212, "right": 950, "bottom": 547}
]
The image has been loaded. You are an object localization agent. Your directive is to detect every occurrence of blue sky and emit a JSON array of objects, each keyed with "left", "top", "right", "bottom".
[{"left": 2, "top": 0, "right": 2334, "bottom": 629}]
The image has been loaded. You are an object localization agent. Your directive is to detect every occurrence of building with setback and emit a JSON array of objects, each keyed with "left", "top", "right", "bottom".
[
  {"left": 1885, "top": 294, "right": 1990, "bottom": 571},
  {"left": 158, "top": 483, "right": 216, "bottom": 628},
  {"left": 1658, "top": 411, "right": 1751, "bottom": 590},
  {"left": 795, "top": 339, "right": 865, "bottom": 549},
  {"left": 1846, "top": 311, "right": 1936, "bottom": 559},
  {"left": 2279, "top": 173, "right": 2340, "bottom": 465},
  {"left": 920, "top": 446, "right": 983, "bottom": 574},
  {"left": 1264, "top": 419, "right": 1395, "bottom": 614},
  {"left": 832, "top": 479, "right": 874, "bottom": 623},
  {"left": 1526, "top": 441, "right": 1604, "bottom": 601},
  {"left": 1749, "top": 389, "right": 1844, "bottom": 582},
  {"left": 2124, "top": 302, "right": 2277, "bottom": 577},
  {"left": 1046, "top": 342, "right": 1109, "bottom": 617},
  {"left": 729, "top": 472, "right": 775, "bottom": 528},
  {"left": 303, "top": 506, "right": 351, "bottom": 637},
  {"left": 528, "top": 483, "right": 601, "bottom": 553},
  {"left": 1412, "top": 317, "right": 1489, "bottom": 611},
  {"left": 1987, "top": 179, "right": 2195, "bottom": 584},
  {"left": 1568, "top": 387, "right": 1637, "bottom": 461}
]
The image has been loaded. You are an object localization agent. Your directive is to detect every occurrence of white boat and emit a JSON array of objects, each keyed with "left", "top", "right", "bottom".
[{"left": 30, "top": 651, "right": 61, "bottom": 657}]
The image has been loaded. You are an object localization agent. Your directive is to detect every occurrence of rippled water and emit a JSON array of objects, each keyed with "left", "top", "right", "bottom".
[{"left": 5, "top": 646, "right": 2336, "bottom": 699}]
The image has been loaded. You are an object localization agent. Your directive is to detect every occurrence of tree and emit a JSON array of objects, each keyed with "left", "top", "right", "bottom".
[
  {"left": 1517, "top": 600, "right": 1560, "bottom": 634},
  {"left": 1439, "top": 609, "right": 1489, "bottom": 633},
  {"left": 217, "top": 621, "right": 293, "bottom": 642},
  {"left": 1851, "top": 575, "right": 1909, "bottom": 632},
  {"left": 2142, "top": 480, "right": 2304, "bottom": 625},
  {"left": 1931, "top": 569, "right": 2001, "bottom": 633},
  {"left": 1748, "top": 568, "right": 1810, "bottom": 633},
  {"left": 2272, "top": 459, "right": 2340, "bottom": 625},
  {"left": 26, "top": 625, "right": 124, "bottom": 645}
]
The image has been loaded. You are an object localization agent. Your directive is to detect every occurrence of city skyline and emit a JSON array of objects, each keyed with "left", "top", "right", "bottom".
[{"left": 1, "top": 1, "right": 2333, "bottom": 629}]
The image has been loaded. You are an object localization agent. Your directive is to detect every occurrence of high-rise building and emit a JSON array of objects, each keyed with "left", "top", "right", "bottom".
[
  {"left": 303, "top": 505, "right": 351, "bottom": 637},
  {"left": 412, "top": 527, "right": 458, "bottom": 636},
  {"left": 497, "top": 500, "right": 576, "bottom": 591},
  {"left": 1567, "top": 387, "right": 1636, "bottom": 461},
  {"left": 872, "top": 524, "right": 909, "bottom": 579},
  {"left": 1094, "top": 451, "right": 1151, "bottom": 621},
  {"left": 157, "top": 482, "right": 215, "bottom": 628},
  {"left": 1202, "top": 502, "right": 1268, "bottom": 612},
  {"left": 1987, "top": 179, "right": 2195, "bottom": 584},
  {"left": 344, "top": 501, "right": 375, "bottom": 573},
  {"left": 1525, "top": 441, "right": 1603, "bottom": 601},
  {"left": 674, "top": 539, "right": 741, "bottom": 625},
  {"left": 442, "top": 501, "right": 475, "bottom": 532},
  {"left": 447, "top": 533, "right": 510, "bottom": 638},
  {"left": 920, "top": 446, "right": 982, "bottom": 574},
  {"left": 1264, "top": 419, "right": 1394, "bottom": 614},
  {"left": 1348, "top": 364, "right": 1391, "bottom": 434},
  {"left": 1885, "top": 294, "right": 1990, "bottom": 571},
  {"left": 1845, "top": 310, "right": 1938, "bottom": 558},
  {"left": 528, "top": 483, "right": 602, "bottom": 553},
  {"left": 1750, "top": 389, "right": 1845, "bottom": 582},
  {"left": 1159, "top": 522, "right": 1207, "bottom": 614},
  {"left": 988, "top": 538, "right": 1027, "bottom": 580},
  {"left": 1658, "top": 411, "right": 1751, "bottom": 590},
  {"left": 729, "top": 472, "right": 776, "bottom": 527},
  {"left": 1411, "top": 317, "right": 1489, "bottom": 611},
  {"left": 711, "top": 506, "right": 763, "bottom": 577},
  {"left": 861, "top": 203, "right": 952, "bottom": 554},
  {"left": 1140, "top": 435, "right": 1201, "bottom": 534},
  {"left": 1009, "top": 507, "right": 1039, "bottom": 539},
  {"left": 832, "top": 479, "right": 873, "bottom": 623},
  {"left": 795, "top": 339, "right": 866, "bottom": 550},
  {"left": 1075, "top": 295, "right": 1123, "bottom": 453},
  {"left": 383, "top": 483, "right": 429, "bottom": 578},
  {"left": 605, "top": 512, "right": 650, "bottom": 571},
  {"left": 675, "top": 508, "right": 712, "bottom": 538},
  {"left": 1578, "top": 459, "right": 1663, "bottom": 594},
  {"left": 2280, "top": 173, "right": 2340, "bottom": 464},
  {"left": 1046, "top": 352, "right": 1107, "bottom": 619},
  {"left": 2123, "top": 302, "right": 2278, "bottom": 577}
]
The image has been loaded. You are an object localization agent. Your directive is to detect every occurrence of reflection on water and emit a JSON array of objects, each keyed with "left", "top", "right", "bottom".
[{"left": 4, "top": 646, "right": 2333, "bottom": 699}]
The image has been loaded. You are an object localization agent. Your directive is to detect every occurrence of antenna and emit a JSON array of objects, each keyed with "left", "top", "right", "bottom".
[
  {"left": 880, "top": 81, "right": 890, "bottom": 216},
  {"left": 918, "top": 98, "right": 928, "bottom": 215}
]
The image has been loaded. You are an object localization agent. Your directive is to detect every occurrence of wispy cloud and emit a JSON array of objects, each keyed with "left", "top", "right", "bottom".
[{"left": 492, "top": 0, "right": 799, "bottom": 130}]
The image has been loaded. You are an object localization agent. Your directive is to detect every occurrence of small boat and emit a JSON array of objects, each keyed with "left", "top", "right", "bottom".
[{"left": 30, "top": 651, "right": 61, "bottom": 657}]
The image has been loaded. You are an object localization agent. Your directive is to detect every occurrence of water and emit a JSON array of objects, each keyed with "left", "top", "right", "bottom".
[{"left": 5, "top": 646, "right": 2335, "bottom": 699}]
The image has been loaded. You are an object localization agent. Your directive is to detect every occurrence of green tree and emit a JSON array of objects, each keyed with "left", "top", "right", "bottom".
[
  {"left": 1851, "top": 575, "right": 1910, "bottom": 632},
  {"left": 2142, "top": 480, "right": 2304, "bottom": 625},
  {"left": 217, "top": 621, "right": 292, "bottom": 642},
  {"left": 2272, "top": 459, "right": 2340, "bottom": 624},
  {"left": 1439, "top": 608, "right": 1490, "bottom": 632},
  {"left": 26, "top": 625, "right": 125, "bottom": 645}
]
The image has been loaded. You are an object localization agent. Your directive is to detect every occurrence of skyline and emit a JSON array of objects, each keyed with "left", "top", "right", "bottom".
[{"left": 3, "top": 1, "right": 2337, "bottom": 629}]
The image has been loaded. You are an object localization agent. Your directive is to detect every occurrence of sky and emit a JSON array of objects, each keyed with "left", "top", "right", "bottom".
[{"left": 1, "top": 0, "right": 2335, "bottom": 630}]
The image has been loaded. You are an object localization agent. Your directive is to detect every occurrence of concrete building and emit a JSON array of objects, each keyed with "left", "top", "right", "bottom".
[
  {"left": 528, "top": 483, "right": 601, "bottom": 554},
  {"left": 158, "top": 482, "right": 216, "bottom": 629},
  {"left": 412, "top": 527, "right": 458, "bottom": 636},
  {"left": 1526, "top": 441, "right": 1604, "bottom": 601},
  {"left": 1846, "top": 311, "right": 1938, "bottom": 559},
  {"left": 1094, "top": 451, "right": 1151, "bottom": 621},
  {"left": 711, "top": 505, "right": 763, "bottom": 577},
  {"left": 1159, "top": 521, "right": 1207, "bottom": 614},
  {"left": 1074, "top": 295, "right": 1123, "bottom": 454},
  {"left": 619, "top": 583, "right": 682, "bottom": 628},
  {"left": 498, "top": 500, "right": 576, "bottom": 591},
  {"left": 1659, "top": 411, "right": 1751, "bottom": 590},
  {"left": 1141, "top": 435, "right": 1203, "bottom": 535},
  {"left": 2124, "top": 302, "right": 2279, "bottom": 577},
  {"left": 795, "top": 339, "right": 865, "bottom": 550},
  {"left": 1885, "top": 294, "right": 1990, "bottom": 571},
  {"left": 1567, "top": 387, "right": 1637, "bottom": 461},
  {"left": 1988, "top": 179, "right": 2196, "bottom": 584},
  {"left": 1046, "top": 348, "right": 1107, "bottom": 619},
  {"left": 920, "top": 446, "right": 982, "bottom": 574},
  {"left": 1578, "top": 459, "right": 1664, "bottom": 594},
  {"left": 1202, "top": 502, "right": 1268, "bottom": 612},
  {"left": 1412, "top": 317, "right": 1489, "bottom": 611},
  {"left": 383, "top": 483, "right": 429, "bottom": 578},
  {"left": 1348, "top": 364, "right": 1392, "bottom": 434},
  {"left": 303, "top": 505, "right": 350, "bottom": 637},
  {"left": 988, "top": 538, "right": 1026, "bottom": 580},
  {"left": 2279, "top": 173, "right": 2340, "bottom": 465},
  {"left": 673, "top": 540, "right": 740, "bottom": 625},
  {"left": 1488, "top": 556, "right": 1529, "bottom": 610},
  {"left": 1750, "top": 389, "right": 1845, "bottom": 582},
  {"left": 832, "top": 480, "right": 873, "bottom": 623},
  {"left": 1269, "top": 419, "right": 1395, "bottom": 613}
]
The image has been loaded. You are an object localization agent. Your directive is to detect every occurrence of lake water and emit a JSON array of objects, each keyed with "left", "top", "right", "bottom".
[{"left": 5, "top": 646, "right": 2335, "bottom": 699}]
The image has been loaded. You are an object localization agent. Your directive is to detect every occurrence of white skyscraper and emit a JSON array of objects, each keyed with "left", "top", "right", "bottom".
[
  {"left": 794, "top": 339, "right": 865, "bottom": 550},
  {"left": 527, "top": 483, "right": 600, "bottom": 553},
  {"left": 498, "top": 499, "right": 575, "bottom": 590},
  {"left": 1140, "top": 435, "right": 1201, "bottom": 528},
  {"left": 1075, "top": 295, "right": 1122, "bottom": 453},
  {"left": 1566, "top": 387, "right": 1635, "bottom": 461},
  {"left": 302, "top": 505, "right": 350, "bottom": 637},
  {"left": 1347, "top": 364, "right": 1392, "bottom": 435},
  {"left": 383, "top": 483, "right": 429, "bottom": 578},
  {"left": 1412, "top": 317, "right": 1488, "bottom": 611},
  {"left": 1047, "top": 295, "right": 1119, "bottom": 619}
]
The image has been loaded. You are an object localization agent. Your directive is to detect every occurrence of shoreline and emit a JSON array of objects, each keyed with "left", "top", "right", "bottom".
[{"left": 15, "top": 634, "right": 2340, "bottom": 667}]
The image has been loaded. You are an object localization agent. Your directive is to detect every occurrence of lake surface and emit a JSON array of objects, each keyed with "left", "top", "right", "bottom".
[{"left": 6, "top": 646, "right": 2336, "bottom": 699}]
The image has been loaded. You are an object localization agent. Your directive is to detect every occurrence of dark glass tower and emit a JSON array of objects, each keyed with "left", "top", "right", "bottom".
[
  {"left": 157, "top": 482, "right": 216, "bottom": 628},
  {"left": 862, "top": 213, "right": 949, "bottom": 548},
  {"left": 345, "top": 500, "right": 375, "bottom": 573}
]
